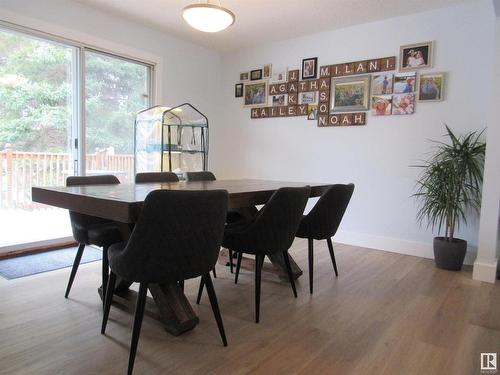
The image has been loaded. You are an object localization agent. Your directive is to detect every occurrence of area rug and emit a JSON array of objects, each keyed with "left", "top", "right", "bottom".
[{"left": 0, "top": 246, "right": 102, "bottom": 280}]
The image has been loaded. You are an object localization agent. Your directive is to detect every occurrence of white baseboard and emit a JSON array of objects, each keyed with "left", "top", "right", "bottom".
[
  {"left": 472, "top": 259, "right": 498, "bottom": 283},
  {"left": 335, "top": 230, "right": 477, "bottom": 265}
]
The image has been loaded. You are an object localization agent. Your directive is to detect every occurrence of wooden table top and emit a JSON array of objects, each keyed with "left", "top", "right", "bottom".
[{"left": 32, "top": 179, "right": 332, "bottom": 223}]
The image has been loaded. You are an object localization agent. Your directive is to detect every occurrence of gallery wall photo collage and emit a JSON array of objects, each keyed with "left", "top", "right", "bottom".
[{"left": 234, "top": 41, "right": 445, "bottom": 127}]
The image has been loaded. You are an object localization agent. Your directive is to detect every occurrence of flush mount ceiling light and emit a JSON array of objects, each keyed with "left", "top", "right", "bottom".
[{"left": 182, "top": 1, "right": 235, "bottom": 33}]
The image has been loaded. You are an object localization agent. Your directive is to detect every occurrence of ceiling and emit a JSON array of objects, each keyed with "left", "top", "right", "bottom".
[{"left": 75, "top": 0, "right": 470, "bottom": 52}]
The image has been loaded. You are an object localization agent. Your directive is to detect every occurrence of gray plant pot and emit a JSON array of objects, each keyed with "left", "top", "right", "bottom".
[{"left": 433, "top": 237, "right": 467, "bottom": 271}]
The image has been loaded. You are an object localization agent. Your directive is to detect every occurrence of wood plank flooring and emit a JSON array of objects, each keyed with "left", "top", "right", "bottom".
[{"left": 0, "top": 239, "right": 499, "bottom": 375}]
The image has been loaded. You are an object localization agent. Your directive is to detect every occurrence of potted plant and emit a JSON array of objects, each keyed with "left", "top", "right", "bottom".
[{"left": 413, "top": 125, "right": 486, "bottom": 271}]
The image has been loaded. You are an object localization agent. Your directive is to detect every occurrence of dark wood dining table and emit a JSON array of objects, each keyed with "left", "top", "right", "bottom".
[{"left": 32, "top": 179, "right": 332, "bottom": 336}]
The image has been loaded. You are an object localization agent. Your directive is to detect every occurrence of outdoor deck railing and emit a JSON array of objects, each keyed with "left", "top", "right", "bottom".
[{"left": 0, "top": 145, "right": 134, "bottom": 209}]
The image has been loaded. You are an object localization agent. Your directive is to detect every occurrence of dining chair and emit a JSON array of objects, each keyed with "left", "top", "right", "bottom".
[
  {"left": 101, "top": 189, "right": 229, "bottom": 375},
  {"left": 185, "top": 171, "right": 216, "bottom": 181},
  {"left": 135, "top": 172, "right": 179, "bottom": 183},
  {"left": 199, "top": 186, "right": 310, "bottom": 323},
  {"left": 296, "top": 184, "right": 354, "bottom": 294},
  {"left": 186, "top": 171, "right": 258, "bottom": 275},
  {"left": 65, "top": 175, "right": 122, "bottom": 299}
]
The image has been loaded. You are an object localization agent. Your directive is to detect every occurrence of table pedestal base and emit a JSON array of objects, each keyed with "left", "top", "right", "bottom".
[{"left": 98, "top": 279, "right": 198, "bottom": 336}]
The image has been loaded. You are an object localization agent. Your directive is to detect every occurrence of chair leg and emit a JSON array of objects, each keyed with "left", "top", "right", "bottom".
[
  {"left": 196, "top": 277, "right": 204, "bottom": 304},
  {"left": 102, "top": 245, "right": 109, "bottom": 303},
  {"left": 326, "top": 238, "right": 339, "bottom": 276},
  {"left": 128, "top": 282, "right": 148, "bottom": 375},
  {"left": 101, "top": 271, "right": 117, "bottom": 334},
  {"left": 203, "top": 273, "right": 228, "bottom": 346},
  {"left": 212, "top": 267, "right": 217, "bottom": 278},
  {"left": 65, "top": 243, "right": 85, "bottom": 298},
  {"left": 228, "top": 249, "right": 234, "bottom": 273},
  {"left": 255, "top": 254, "right": 264, "bottom": 323},
  {"left": 283, "top": 251, "right": 298, "bottom": 298},
  {"left": 234, "top": 252, "right": 242, "bottom": 284},
  {"left": 308, "top": 238, "right": 314, "bottom": 294}
]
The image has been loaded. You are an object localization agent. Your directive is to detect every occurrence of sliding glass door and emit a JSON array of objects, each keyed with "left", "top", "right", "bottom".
[
  {"left": 0, "top": 25, "right": 153, "bottom": 251},
  {"left": 0, "top": 28, "right": 77, "bottom": 248},
  {"left": 84, "top": 50, "right": 151, "bottom": 182}
]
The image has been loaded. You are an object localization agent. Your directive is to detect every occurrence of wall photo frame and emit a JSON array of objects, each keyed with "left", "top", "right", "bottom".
[
  {"left": 263, "top": 64, "right": 272, "bottom": 79},
  {"left": 372, "top": 74, "right": 393, "bottom": 95},
  {"left": 393, "top": 72, "right": 416, "bottom": 94},
  {"left": 235, "top": 83, "right": 243, "bottom": 98},
  {"left": 392, "top": 93, "right": 415, "bottom": 115},
  {"left": 330, "top": 75, "right": 371, "bottom": 113},
  {"left": 302, "top": 57, "right": 318, "bottom": 80},
  {"left": 271, "top": 94, "right": 288, "bottom": 106},
  {"left": 271, "top": 67, "right": 288, "bottom": 83},
  {"left": 250, "top": 69, "right": 263, "bottom": 80},
  {"left": 418, "top": 72, "right": 445, "bottom": 102},
  {"left": 399, "top": 41, "right": 433, "bottom": 71},
  {"left": 240, "top": 72, "right": 249, "bottom": 81},
  {"left": 371, "top": 95, "right": 392, "bottom": 116},
  {"left": 243, "top": 80, "right": 268, "bottom": 107}
]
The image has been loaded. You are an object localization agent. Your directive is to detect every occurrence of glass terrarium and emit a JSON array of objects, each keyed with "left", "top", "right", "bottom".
[{"left": 134, "top": 103, "right": 208, "bottom": 179}]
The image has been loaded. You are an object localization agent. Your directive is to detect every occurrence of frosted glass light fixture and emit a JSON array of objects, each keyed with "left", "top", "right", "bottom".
[{"left": 182, "top": 1, "right": 235, "bottom": 33}]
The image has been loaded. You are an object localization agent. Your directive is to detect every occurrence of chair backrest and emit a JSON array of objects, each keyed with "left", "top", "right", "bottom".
[
  {"left": 135, "top": 172, "right": 179, "bottom": 183},
  {"left": 185, "top": 171, "right": 216, "bottom": 182},
  {"left": 114, "top": 190, "right": 228, "bottom": 283},
  {"left": 301, "top": 184, "right": 354, "bottom": 239},
  {"left": 248, "top": 186, "right": 310, "bottom": 254},
  {"left": 66, "top": 175, "right": 120, "bottom": 244},
  {"left": 66, "top": 174, "right": 120, "bottom": 186}
]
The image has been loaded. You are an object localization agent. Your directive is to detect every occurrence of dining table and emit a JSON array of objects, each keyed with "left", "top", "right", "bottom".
[{"left": 32, "top": 179, "right": 332, "bottom": 336}]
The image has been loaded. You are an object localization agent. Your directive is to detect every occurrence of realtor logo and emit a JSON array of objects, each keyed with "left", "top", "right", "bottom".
[{"left": 481, "top": 353, "right": 498, "bottom": 373}]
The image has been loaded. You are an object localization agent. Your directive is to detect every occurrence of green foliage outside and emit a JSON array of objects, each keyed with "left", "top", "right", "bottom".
[{"left": 0, "top": 30, "right": 148, "bottom": 154}]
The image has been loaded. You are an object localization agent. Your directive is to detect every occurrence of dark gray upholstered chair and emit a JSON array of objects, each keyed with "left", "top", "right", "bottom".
[
  {"left": 65, "top": 175, "right": 122, "bottom": 299},
  {"left": 296, "top": 184, "right": 354, "bottom": 294},
  {"left": 185, "top": 171, "right": 216, "bottom": 181},
  {"left": 102, "top": 189, "right": 229, "bottom": 375},
  {"left": 199, "top": 186, "right": 310, "bottom": 323},
  {"left": 186, "top": 171, "right": 258, "bottom": 274},
  {"left": 135, "top": 172, "right": 179, "bottom": 183}
]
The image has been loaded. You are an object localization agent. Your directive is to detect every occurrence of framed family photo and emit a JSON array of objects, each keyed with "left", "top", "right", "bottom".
[
  {"left": 271, "top": 67, "right": 288, "bottom": 83},
  {"left": 399, "top": 41, "right": 433, "bottom": 71},
  {"left": 418, "top": 72, "right": 445, "bottom": 102},
  {"left": 393, "top": 72, "right": 416, "bottom": 94},
  {"left": 263, "top": 64, "right": 272, "bottom": 79},
  {"left": 235, "top": 83, "right": 243, "bottom": 98},
  {"left": 250, "top": 69, "right": 263, "bottom": 80},
  {"left": 371, "top": 95, "right": 392, "bottom": 116},
  {"left": 307, "top": 104, "right": 318, "bottom": 120},
  {"left": 330, "top": 75, "right": 371, "bottom": 113},
  {"left": 302, "top": 57, "right": 318, "bottom": 80},
  {"left": 240, "top": 72, "right": 249, "bottom": 81},
  {"left": 392, "top": 93, "right": 415, "bottom": 115},
  {"left": 243, "top": 80, "right": 268, "bottom": 108},
  {"left": 299, "top": 91, "right": 317, "bottom": 105},
  {"left": 271, "top": 94, "right": 288, "bottom": 106},
  {"left": 372, "top": 74, "right": 393, "bottom": 95}
]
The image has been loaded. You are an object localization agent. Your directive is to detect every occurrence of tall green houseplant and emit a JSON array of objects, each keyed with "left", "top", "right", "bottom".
[{"left": 414, "top": 125, "right": 485, "bottom": 270}]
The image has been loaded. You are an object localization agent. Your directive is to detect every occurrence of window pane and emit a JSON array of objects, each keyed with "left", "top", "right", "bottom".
[
  {"left": 84, "top": 51, "right": 150, "bottom": 182},
  {"left": 0, "top": 28, "right": 75, "bottom": 248}
]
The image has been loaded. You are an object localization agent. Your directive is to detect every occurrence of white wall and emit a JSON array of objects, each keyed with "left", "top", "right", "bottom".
[
  {"left": 0, "top": 0, "right": 221, "bottom": 123},
  {"left": 474, "top": 8, "right": 500, "bottom": 282},
  {"left": 214, "top": 1, "right": 495, "bottom": 261}
]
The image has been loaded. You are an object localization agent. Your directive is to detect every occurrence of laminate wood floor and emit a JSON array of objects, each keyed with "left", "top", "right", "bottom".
[{"left": 0, "top": 240, "right": 498, "bottom": 375}]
